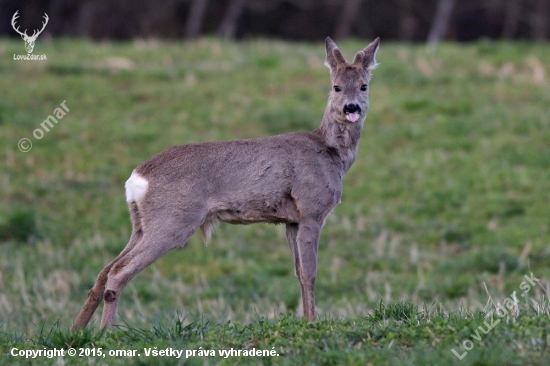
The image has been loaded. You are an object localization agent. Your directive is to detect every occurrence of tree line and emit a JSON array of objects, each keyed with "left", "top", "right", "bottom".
[{"left": 1, "top": 0, "right": 548, "bottom": 42}]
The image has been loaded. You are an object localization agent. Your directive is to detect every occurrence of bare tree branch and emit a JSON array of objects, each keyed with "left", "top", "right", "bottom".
[
  {"left": 427, "top": 0, "right": 456, "bottom": 45},
  {"left": 531, "top": 0, "right": 549, "bottom": 40},
  {"left": 398, "top": 0, "right": 416, "bottom": 41},
  {"left": 218, "top": 0, "right": 247, "bottom": 39},
  {"left": 502, "top": 0, "right": 521, "bottom": 39},
  {"left": 335, "top": 0, "right": 361, "bottom": 39},
  {"left": 185, "top": 0, "right": 209, "bottom": 39}
]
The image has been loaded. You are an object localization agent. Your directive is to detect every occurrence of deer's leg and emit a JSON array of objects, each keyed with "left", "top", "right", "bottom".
[
  {"left": 100, "top": 216, "right": 202, "bottom": 328},
  {"left": 286, "top": 224, "right": 304, "bottom": 314},
  {"left": 286, "top": 224, "right": 300, "bottom": 276},
  {"left": 71, "top": 229, "right": 143, "bottom": 331},
  {"left": 295, "top": 220, "right": 321, "bottom": 321}
]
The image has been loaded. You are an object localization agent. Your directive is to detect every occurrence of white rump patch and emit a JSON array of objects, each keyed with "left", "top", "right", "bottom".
[{"left": 125, "top": 170, "right": 149, "bottom": 203}]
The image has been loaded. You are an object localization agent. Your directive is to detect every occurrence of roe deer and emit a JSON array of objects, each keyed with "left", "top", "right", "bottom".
[{"left": 72, "top": 37, "right": 379, "bottom": 330}]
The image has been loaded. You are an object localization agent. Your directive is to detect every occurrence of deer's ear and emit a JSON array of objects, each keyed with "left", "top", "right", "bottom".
[
  {"left": 360, "top": 37, "right": 380, "bottom": 72},
  {"left": 325, "top": 37, "right": 346, "bottom": 72}
]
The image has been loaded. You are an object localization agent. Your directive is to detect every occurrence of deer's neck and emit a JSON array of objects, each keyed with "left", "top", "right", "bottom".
[{"left": 315, "top": 108, "right": 364, "bottom": 173}]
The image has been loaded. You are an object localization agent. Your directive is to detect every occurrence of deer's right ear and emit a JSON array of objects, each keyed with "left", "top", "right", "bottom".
[
  {"left": 361, "top": 37, "right": 380, "bottom": 72},
  {"left": 325, "top": 37, "right": 346, "bottom": 72}
]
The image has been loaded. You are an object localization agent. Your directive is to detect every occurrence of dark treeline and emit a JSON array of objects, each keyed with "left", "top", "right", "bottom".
[{"left": 0, "top": 0, "right": 549, "bottom": 42}]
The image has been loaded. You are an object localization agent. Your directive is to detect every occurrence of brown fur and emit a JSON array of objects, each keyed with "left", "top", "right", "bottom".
[{"left": 71, "top": 37, "right": 380, "bottom": 330}]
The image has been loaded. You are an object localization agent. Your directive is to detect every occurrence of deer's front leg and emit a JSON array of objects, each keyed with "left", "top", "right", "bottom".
[
  {"left": 286, "top": 224, "right": 305, "bottom": 315},
  {"left": 295, "top": 220, "right": 321, "bottom": 321}
]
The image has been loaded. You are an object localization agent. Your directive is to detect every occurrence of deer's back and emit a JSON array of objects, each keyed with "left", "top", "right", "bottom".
[{"left": 135, "top": 132, "right": 344, "bottom": 223}]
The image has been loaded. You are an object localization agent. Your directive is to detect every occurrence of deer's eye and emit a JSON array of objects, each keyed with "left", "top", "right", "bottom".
[
  {"left": 360, "top": 84, "right": 368, "bottom": 91},
  {"left": 333, "top": 85, "right": 342, "bottom": 92}
]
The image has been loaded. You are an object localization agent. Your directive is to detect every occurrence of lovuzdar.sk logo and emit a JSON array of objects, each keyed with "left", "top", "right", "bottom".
[{"left": 12, "top": 10, "right": 48, "bottom": 61}]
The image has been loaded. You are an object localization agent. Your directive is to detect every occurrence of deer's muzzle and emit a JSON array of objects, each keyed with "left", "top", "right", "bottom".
[{"left": 343, "top": 104, "right": 361, "bottom": 123}]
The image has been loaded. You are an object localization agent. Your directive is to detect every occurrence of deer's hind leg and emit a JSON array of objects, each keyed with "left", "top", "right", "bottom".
[
  {"left": 71, "top": 231, "right": 142, "bottom": 331},
  {"left": 99, "top": 209, "right": 206, "bottom": 328},
  {"left": 72, "top": 203, "right": 144, "bottom": 331}
]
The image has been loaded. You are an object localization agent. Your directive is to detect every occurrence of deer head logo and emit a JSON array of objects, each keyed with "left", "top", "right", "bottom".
[{"left": 11, "top": 11, "right": 49, "bottom": 54}]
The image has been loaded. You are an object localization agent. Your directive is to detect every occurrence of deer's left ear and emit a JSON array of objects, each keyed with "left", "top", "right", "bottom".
[
  {"left": 325, "top": 37, "right": 347, "bottom": 72},
  {"left": 360, "top": 37, "right": 380, "bottom": 72}
]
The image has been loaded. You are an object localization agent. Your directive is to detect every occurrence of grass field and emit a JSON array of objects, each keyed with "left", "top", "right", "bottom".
[{"left": 0, "top": 37, "right": 549, "bottom": 365}]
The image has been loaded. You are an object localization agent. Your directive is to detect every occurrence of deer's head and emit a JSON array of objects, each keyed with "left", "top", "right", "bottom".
[
  {"left": 11, "top": 11, "right": 49, "bottom": 54},
  {"left": 325, "top": 37, "right": 379, "bottom": 126}
]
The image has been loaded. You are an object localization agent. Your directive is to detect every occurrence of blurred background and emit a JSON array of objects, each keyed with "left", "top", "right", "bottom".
[
  {"left": 1, "top": 1, "right": 549, "bottom": 358},
  {"left": 1, "top": 0, "right": 549, "bottom": 42}
]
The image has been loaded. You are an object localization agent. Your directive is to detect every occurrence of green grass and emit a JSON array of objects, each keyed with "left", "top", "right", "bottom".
[{"left": 0, "top": 38, "right": 549, "bottom": 364}]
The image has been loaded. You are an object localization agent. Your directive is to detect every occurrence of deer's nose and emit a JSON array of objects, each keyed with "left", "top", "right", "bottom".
[{"left": 343, "top": 104, "right": 360, "bottom": 114}]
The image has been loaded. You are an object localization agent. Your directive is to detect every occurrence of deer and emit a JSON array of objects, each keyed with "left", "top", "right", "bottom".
[
  {"left": 11, "top": 11, "right": 49, "bottom": 54},
  {"left": 71, "top": 37, "right": 380, "bottom": 331}
]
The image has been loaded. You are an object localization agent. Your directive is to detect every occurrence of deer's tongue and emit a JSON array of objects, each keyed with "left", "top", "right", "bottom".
[{"left": 346, "top": 112, "right": 360, "bottom": 123}]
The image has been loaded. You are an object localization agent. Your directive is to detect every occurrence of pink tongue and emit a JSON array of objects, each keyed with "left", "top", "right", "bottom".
[{"left": 347, "top": 112, "right": 359, "bottom": 122}]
